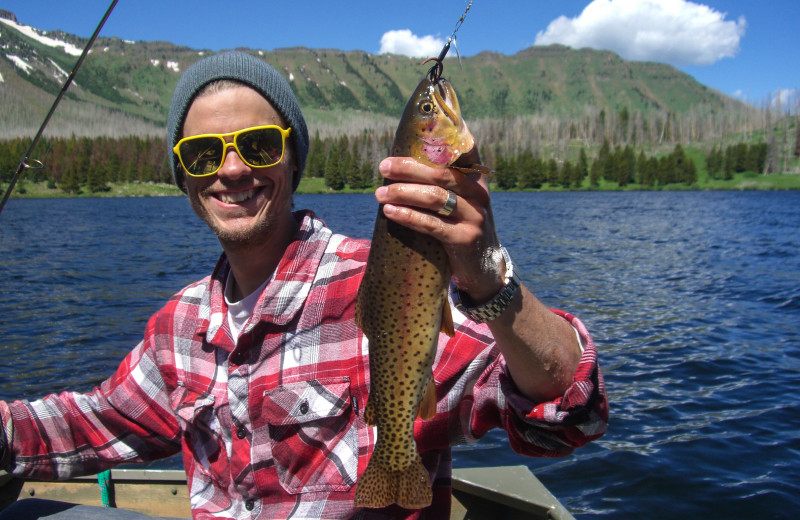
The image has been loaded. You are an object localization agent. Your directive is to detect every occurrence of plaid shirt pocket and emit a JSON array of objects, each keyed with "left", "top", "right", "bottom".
[
  {"left": 261, "top": 378, "right": 359, "bottom": 494},
  {"left": 171, "top": 384, "right": 221, "bottom": 470}
]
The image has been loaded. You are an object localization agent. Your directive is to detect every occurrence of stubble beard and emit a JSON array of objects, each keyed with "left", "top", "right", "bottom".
[{"left": 188, "top": 189, "right": 281, "bottom": 252}]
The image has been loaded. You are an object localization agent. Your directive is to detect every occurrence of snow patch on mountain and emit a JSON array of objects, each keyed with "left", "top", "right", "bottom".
[{"left": 0, "top": 17, "right": 82, "bottom": 56}]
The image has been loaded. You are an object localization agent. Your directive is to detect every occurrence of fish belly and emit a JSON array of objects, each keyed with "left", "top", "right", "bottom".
[{"left": 354, "top": 212, "right": 450, "bottom": 509}]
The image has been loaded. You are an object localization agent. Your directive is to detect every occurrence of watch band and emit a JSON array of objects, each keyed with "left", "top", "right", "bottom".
[{"left": 451, "top": 246, "right": 521, "bottom": 323}]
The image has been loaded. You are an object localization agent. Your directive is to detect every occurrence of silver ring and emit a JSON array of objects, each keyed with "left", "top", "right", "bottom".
[{"left": 438, "top": 189, "right": 457, "bottom": 216}]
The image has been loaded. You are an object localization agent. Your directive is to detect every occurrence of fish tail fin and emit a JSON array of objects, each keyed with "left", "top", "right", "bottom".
[
  {"left": 355, "top": 456, "right": 432, "bottom": 510},
  {"left": 396, "top": 458, "right": 433, "bottom": 509}
]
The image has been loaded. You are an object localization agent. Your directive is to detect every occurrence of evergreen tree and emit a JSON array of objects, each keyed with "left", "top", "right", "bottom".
[
  {"left": 683, "top": 157, "right": 697, "bottom": 185},
  {"left": 749, "top": 143, "right": 768, "bottom": 173},
  {"left": 617, "top": 145, "right": 635, "bottom": 186},
  {"left": 106, "top": 149, "right": 122, "bottom": 183},
  {"left": 598, "top": 139, "right": 612, "bottom": 181},
  {"left": 644, "top": 157, "right": 659, "bottom": 187},
  {"left": 59, "top": 167, "right": 82, "bottom": 194},
  {"left": 723, "top": 146, "right": 735, "bottom": 180},
  {"left": 493, "top": 152, "right": 518, "bottom": 190},
  {"left": 325, "top": 138, "right": 346, "bottom": 190},
  {"left": 306, "top": 133, "right": 327, "bottom": 178},
  {"left": 343, "top": 147, "right": 360, "bottom": 188},
  {"left": 733, "top": 143, "right": 749, "bottom": 172},
  {"left": 559, "top": 160, "right": 573, "bottom": 188},
  {"left": 656, "top": 154, "right": 676, "bottom": 185},
  {"left": 354, "top": 161, "right": 374, "bottom": 190},
  {"left": 87, "top": 167, "right": 110, "bottom": 192},
  {"left": 546, "top": 158, "right": 559, "bottom": 186},
  {"left": 518, "top": 151, "right": 544, "bottom": 189},
  {"left": 576, "top": 148, "right": 589, "bottom": 186},
  {"left": 589, "top": 158, "right": 602, "bottom": 187},
  {"left": 0, "top": 140, "right": 19, "bottom": 182},
  {"left": 636, "top": 150, "right": 648, "bottom": 185},
  {"left": 706, "top": 145, "right": 724, "bottom": 179}
]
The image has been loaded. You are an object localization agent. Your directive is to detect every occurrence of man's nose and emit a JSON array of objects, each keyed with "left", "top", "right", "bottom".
[{"left": 216, "top": 143, "right": 251, "bottom": 179}]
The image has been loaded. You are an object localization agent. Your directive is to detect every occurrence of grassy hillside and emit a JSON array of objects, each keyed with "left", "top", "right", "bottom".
[{"left": 1, "top": 11, "right": 751, "bottom": 140}]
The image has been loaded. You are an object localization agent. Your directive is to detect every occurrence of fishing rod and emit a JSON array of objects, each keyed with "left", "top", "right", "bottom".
[{"left": 0, "top": 0, "right": 120, "bottom": 217}]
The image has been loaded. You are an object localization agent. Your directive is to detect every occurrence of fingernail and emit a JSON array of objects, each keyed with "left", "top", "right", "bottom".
[
  {"left": 375, "top": 186, "right": 388, "bottom": 200},
  {"left": 379, "top": 159, "right": 390, "bottom": 173}
]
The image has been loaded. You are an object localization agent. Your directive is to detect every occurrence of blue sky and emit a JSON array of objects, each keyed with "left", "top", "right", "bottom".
[{"left": 2, "top": 0, "right": 797, "bottom": 110}]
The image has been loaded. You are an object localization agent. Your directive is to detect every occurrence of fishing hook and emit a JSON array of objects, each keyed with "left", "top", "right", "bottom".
[
  {"left": 0, "top": 0, "right": 120, "bottom": 217},
  {"left": 424, "top": 1, "right": 473, "bottom": 82}
]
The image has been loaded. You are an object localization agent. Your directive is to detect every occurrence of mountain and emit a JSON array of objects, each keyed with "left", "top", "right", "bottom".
[{"left": 0, "top": 10, "right": 745, "bottom": 140}]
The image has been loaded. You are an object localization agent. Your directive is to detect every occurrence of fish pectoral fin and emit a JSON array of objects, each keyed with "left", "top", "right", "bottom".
[
  {"left": 441, "top": 301, "right": 455, "bottom": 338},
  {"left": 417, "top": 375, "right": 437, "bottom": 421},
  {"left": 452, "top": 164, "right": 494, "bottom": 176}
]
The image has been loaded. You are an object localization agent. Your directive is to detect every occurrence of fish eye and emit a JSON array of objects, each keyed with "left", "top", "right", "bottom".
[{"left": 419, "top": 101, "right": 434, "bottom": 114}]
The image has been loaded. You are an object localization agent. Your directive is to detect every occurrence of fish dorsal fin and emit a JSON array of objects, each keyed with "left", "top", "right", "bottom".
[
  {"left": 417, "top": 375, "right": 437, "bottom": 420},
  {"left": 441, "top": 299, "right": 455, "bottom": 338}
]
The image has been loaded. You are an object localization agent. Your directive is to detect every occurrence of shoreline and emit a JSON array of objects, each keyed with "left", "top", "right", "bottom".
[{"left": 5, "top": 171, "right": 800, "bottom": 199}]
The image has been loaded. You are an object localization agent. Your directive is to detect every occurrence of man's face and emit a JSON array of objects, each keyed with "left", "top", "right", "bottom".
[{"left": 181, "top": 86, "right": 296, "bottom": 249}]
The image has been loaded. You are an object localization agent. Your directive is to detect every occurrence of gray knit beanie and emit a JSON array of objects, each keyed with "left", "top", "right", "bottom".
[{"left": 167, "top": 51, "right": 309, "bottom": 192}]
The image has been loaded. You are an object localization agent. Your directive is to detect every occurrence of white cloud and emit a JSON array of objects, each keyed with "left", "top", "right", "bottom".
[
  {"left": 379, "top": 29, "right": 445, "bottom": 58},
  {"left": 534, "top": 0, "right": 746, "bottom": 66},
  {"left": 770, "top": 88, "right": 799, "bottom": 114}
]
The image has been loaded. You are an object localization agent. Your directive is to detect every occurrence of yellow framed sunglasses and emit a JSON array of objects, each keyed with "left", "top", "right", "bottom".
[{"left": 173, "top": 125, "right": 292, "bottom": 177}]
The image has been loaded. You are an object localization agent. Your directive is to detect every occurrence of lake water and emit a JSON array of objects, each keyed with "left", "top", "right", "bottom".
[{"left": 1, "top": 191, "right": 799, "bottom": 519}]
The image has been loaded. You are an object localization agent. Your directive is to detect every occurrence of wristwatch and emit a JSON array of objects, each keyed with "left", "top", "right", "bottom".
[{"left": 451, "top": 246, "right": 521, "bottom": 323}]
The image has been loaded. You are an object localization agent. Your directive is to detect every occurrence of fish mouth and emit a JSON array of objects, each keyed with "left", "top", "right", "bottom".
[{"left": 431, "top": 80, "right": 462, "bottom": 129}]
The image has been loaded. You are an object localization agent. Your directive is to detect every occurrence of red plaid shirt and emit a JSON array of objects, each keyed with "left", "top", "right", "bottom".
[{"left": 1, "top": 211, "right": 607, "bottom": 519}]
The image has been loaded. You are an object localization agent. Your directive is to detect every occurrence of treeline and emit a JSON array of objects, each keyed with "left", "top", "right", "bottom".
[
  {"left": 0, "top": 121, "right": 789, "bottom": 194},
  {"left": 305, "top": 132, "right": 392, "bottom": 190},
  {"left": 706, "top": 143, "right": 769, "bottom": 180},
  {"left": 493, "top": 140, "right": 698, "bottom": 189},
  {"left": 0, "top": 136, "right": 171, "bottom": 193}
]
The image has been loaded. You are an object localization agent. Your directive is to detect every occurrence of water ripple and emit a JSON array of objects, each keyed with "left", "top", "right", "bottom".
[{"left": 2, "top": 192, "right": 799, "bottom": 519}]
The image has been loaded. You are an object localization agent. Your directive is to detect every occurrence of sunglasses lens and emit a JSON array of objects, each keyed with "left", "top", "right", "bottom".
[
  {"left": 236, "top": 127, "right": 284, "bottom": 167},
  {"left": 179, "top": 137, "right": 223, "bottom": 176}
]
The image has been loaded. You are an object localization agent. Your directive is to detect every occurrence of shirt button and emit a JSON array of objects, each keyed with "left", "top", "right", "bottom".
[
  {"left": 237, "top": 427, "right": 247, "bottom": 439},
  {"left": 245, "top": 499, "right": 255, "bottom": 511},
  {"left": 299, "top": 401, "right": 309, "bottom": 415}
]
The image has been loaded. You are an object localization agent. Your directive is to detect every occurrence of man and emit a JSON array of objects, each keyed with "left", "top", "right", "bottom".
[{"left": 0, "top": 51, "right": 607, "bottom": 519}]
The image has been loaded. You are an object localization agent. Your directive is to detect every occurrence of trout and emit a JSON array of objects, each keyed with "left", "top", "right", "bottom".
[{"left": 353, "top": 69, "right": 476, "bottom": 510}]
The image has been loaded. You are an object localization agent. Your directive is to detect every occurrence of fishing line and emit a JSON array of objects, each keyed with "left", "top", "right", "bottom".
[
  {"left": 0, "top": 0, "right": 120, "bottom": 217},
  {"left": 427, "top": 1, "right": 473, "bottom": 81}
]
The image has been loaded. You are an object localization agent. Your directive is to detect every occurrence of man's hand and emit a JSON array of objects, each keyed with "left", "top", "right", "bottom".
[{"left": 375, "top": 154, "right": 504, "bottom": 305}]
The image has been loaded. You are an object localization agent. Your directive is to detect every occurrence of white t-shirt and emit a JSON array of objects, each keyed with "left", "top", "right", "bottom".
[{"left": 224, "top": 271, "right": 271, "bottom": 342}]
